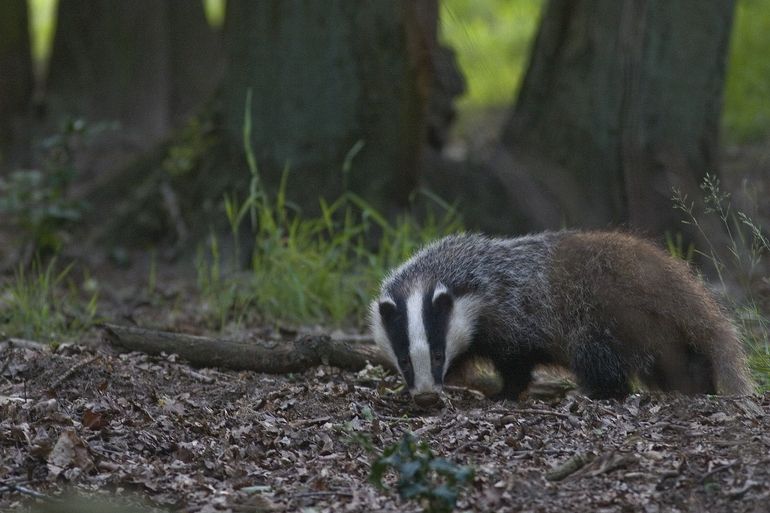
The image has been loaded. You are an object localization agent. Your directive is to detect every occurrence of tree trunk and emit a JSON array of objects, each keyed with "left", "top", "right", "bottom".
[
  {"left": 46, "top": 0, "right": 221, "bottom": 172},
  {"left": 502, "top": 0, "right": 735, "bottom": 238},
  {"left": 221, "top": 0, "right": 438, "bottom": 210},
  {"left": 0, "top": 0, "right": 33, "bottom": 171},
  {"left": 87, "top": 0, "right": 460, "bottom": 247}
]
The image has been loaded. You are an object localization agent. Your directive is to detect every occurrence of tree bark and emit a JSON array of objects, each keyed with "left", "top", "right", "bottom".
[
  {"left": 0, "top": 0, "right": 33, "bottom": 171},
  {"left": 90, "top": 0, "right": 461, "bottom": 247},
  {"left": 46, "top": 0, "right": 221, "bottom": 167},
  {"left": 221, "top": 0, "right": 440, "bottom": 210},
  {"left": 502, "top": 0, "right": 735, "bottom": 238},
  {"left": 103, "top": 323, "right": 393, "bottom": 373}
]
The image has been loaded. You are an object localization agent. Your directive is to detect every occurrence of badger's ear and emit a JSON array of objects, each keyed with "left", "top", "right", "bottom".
[
  {"left": 432, "top": 283, "right": 453, "bottom": 312},
  {"left": 378, "top": 299, "right": 398, "bottom": 322}
]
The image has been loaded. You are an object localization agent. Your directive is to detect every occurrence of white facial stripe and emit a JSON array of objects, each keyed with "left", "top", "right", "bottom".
[
  {"left": 407, "top": 289, "right": 433, "bottom": 393},
  {"left": 443, "top": 295, "right": 482, "bottom": 377},
  {"left": 432, "top": 282, "right": 448, "bottom": 303},
  {"left": 370, "top": 300, "right": 397, "bottom": 368}
]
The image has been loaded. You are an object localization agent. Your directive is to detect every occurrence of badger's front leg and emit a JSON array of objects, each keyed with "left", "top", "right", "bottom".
[{"left": 445, "top": 353, "right": 508, "bottom": 399}]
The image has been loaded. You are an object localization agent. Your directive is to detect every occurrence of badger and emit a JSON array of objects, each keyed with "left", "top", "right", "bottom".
[{"left": 370, "top": 231, "right": 754, "bottom": 407}]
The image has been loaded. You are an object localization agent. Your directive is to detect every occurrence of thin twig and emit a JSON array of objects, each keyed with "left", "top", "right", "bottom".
[
  {"left": 0, "top": 481, "right": 51, "bottom": 500},
  {"left": 50, "top": 354, "right": 100, "bottom": 389},
  {"left": 176, "top": 366, "right": 215, "bottom": 384},
  {"left": 546, "top": 453, "right": 593, "bottom": 481},
  {"left": 290, "top": 416, "right": 332, "bottom": 427},
  {"left": 443, "top": 384, "right": 487, "bottom": 400},
  {"left": 492, "top": 408, "right": 573, "bottom": 419},
  {"left": 699, "top": 461, "right": 739, "bottom": 484},
  {"left": 292, "top": 491, "right": 354, "bottom": 499}
]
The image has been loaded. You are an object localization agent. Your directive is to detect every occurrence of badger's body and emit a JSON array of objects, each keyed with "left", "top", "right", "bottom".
[{"left": 371, "top": 231, "right": 754, "bottom": 406}]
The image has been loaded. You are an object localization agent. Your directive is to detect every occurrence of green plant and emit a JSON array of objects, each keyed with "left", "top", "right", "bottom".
[
  {"left": 723, "top": 0, "right": 770, "bottom": 143},
  {"left": 664, "top": 231, "right": 695, "bottom": 263},
  {"left": 370, "top": 433, "right": 474, "bottom": 513},
  {"left": 673, "top": 174, "right": 770, "bottom": 390},
  {"left": 194, "top": 92, "right": 463, "bottom": 329},
  {"left": 440, "top": 0, "right": 543, "bottom": 111},
  {"left": 195, "top": 234, "right": 251, "bottom": 330},
  {"left": 0, "top": 118, "right": 111, "bottom": 259},
  {"left": 162, "top": 116, "right": 217, "bottom": 178},
  {"left": 0, "top": 259, "right": 97, "bottom": 342}
]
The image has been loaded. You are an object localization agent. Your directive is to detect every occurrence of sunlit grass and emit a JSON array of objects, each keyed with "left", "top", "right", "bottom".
[
  {"left": 28, "top": 0, "right": 57, "bottom": 77},
  {"left": 723, "top": 0, "right": 770, "bottom": 144},
  {"left": 203, "top": 0, "right": 226, "bottom": 28},
  {"left": 193, "top": 92, "right": 463, "bottom": 330},
  {"left": 673, "top": 174, "right": 770, "bottom": 391},
  {"left": 440, "top": 0, "right": 543, "bottom": 111},
  {"left": 0, "top": 259, "right": 98, "bottom": 343}
]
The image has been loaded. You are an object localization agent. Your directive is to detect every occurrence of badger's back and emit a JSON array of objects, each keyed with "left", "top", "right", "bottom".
[{"left": 549, "top": 231, "right": 754, "bottom": 395}]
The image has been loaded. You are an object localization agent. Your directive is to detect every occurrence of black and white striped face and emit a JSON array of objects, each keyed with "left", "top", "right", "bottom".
[{"left": 371, "top": 282, "right": 480, "bottom": 403}]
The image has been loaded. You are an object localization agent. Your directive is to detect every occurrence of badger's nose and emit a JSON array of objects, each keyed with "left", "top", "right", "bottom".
[{"left": 413, "top": 392, "right": 441, "bottom": 409}]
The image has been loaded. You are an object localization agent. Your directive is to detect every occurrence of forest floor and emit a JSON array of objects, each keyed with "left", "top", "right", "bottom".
[
  {"left": 1, "top": 335, "right": 769, "bottom": 513},
  {"left": 1, "top": 125, "right": 769, "bottom": 512}
]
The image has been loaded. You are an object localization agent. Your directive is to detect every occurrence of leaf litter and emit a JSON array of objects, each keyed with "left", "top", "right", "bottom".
[{"left": 1, "top": 339, "right": 769, "bottom": 512}]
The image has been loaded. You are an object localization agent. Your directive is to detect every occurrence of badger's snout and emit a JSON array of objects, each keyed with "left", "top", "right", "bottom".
[{"left": 412, "top": 391, "right": 441, "bottom": 408}]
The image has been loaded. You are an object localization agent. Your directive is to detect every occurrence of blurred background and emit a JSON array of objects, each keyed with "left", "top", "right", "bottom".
[{"left": 0, "top": 0, "right": 769, "bottom": 346}]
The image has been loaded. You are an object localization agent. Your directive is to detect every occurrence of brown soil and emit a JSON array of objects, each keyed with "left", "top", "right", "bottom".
[{"left": 1, "top": 340, "right": 769, "bottom": 512}]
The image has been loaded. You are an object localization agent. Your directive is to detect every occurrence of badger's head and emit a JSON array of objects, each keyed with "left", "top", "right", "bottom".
[{"left": 370, "top": 281, "right": 480, "bottom": 408}]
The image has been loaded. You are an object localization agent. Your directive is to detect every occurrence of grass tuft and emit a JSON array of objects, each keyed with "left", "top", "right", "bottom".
[
  {"left": 0, "top": 259, "right": 97, "bottom": 343},
  {"left": 194, "top": 92, "right": 463, "bottom": 330},
  {"left": 673, "top": 174, "right": 770, "bottom": 390}
]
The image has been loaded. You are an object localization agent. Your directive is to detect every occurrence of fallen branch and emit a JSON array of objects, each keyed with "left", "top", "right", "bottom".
[{"left": 102, "top": 323, "right": 394, "bottom": 374}]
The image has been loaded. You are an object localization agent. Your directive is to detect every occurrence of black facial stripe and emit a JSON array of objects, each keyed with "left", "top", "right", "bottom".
[
  {"left": 423, "top": 290, "right": 452, "bottom": 385},
  {"left": 382, "top": 297, "right": 414, "bottom": 388}
]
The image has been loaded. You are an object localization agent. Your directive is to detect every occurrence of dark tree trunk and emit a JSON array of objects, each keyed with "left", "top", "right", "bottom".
[
  {"left": 167, "top": 0, "right": 223, "bottom": 126},
  {"left": 222, "top": 0, "right": 440, "bottom": 209},
  {"left": 88, "top": 0, "right": 461, "bottom": 247},
  {"left": 501, "top": 0, "right": 735, "bottom": 237},
  {"left": 0, "top": 0, "right": 33, "bottom": 171},
  {"left": 46, "top": 0, "right": 221, "bottom": 162}
]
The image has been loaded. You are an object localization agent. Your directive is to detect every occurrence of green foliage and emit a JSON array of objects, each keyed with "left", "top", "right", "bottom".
[
  {"left": 197, "top": 174, "right": 461, "bottom": 329},
  {"left": 673, "top": 174, "right": 770, "bottom": 390},
  {"left": 440, "top": 0, "right": 543, "bottom": 111},
  {"left": 203, "top": 0, "right": 226, "bottom": 28},
  {"left": 723, "top": 0, "right": 770, "bottom": 143},
  {"left": 195, "top": 233, "right": 251, "bottom": 329},
  {"left": 0, "top": 168, "right": 80, "bottom": 255},
  {"left": 194, "top": 92, "right": 462, "bottom": 329},
  {"left": 664, "top": 232, "right": 695, "bottom": 263},
  {"left": 162, "top": 116, "right": 216, "bottom": 177},
  {"left": 0, "top": 259, "right": 98, "bottom": 342},
  {"left": 0, "top": 119, "right": 111, "bottom": 259},
  {"left": 441, "top": 0, "right": 770, "bottom": 143},
  {"left": 370, "top": 433, "right": 474, "bottom": 513},
  {"left": 28, "top": 0, "right": 57, "bottom": 74}
]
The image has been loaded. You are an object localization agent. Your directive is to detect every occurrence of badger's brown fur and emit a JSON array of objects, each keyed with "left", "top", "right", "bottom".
[
  {"left": 371, "top": 231, "right": 755, "bottom": 403},
  {"left": 548, "top": 231, "right": 753, "bottom": 397}
]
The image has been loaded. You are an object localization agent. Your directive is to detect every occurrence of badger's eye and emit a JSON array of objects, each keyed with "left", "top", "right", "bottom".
[
  {"left": 431, "top": 352, "right": 442, "bottom": 364},
  {"left": 399, "top": 358, "right": 411, "bottom": 368}
]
